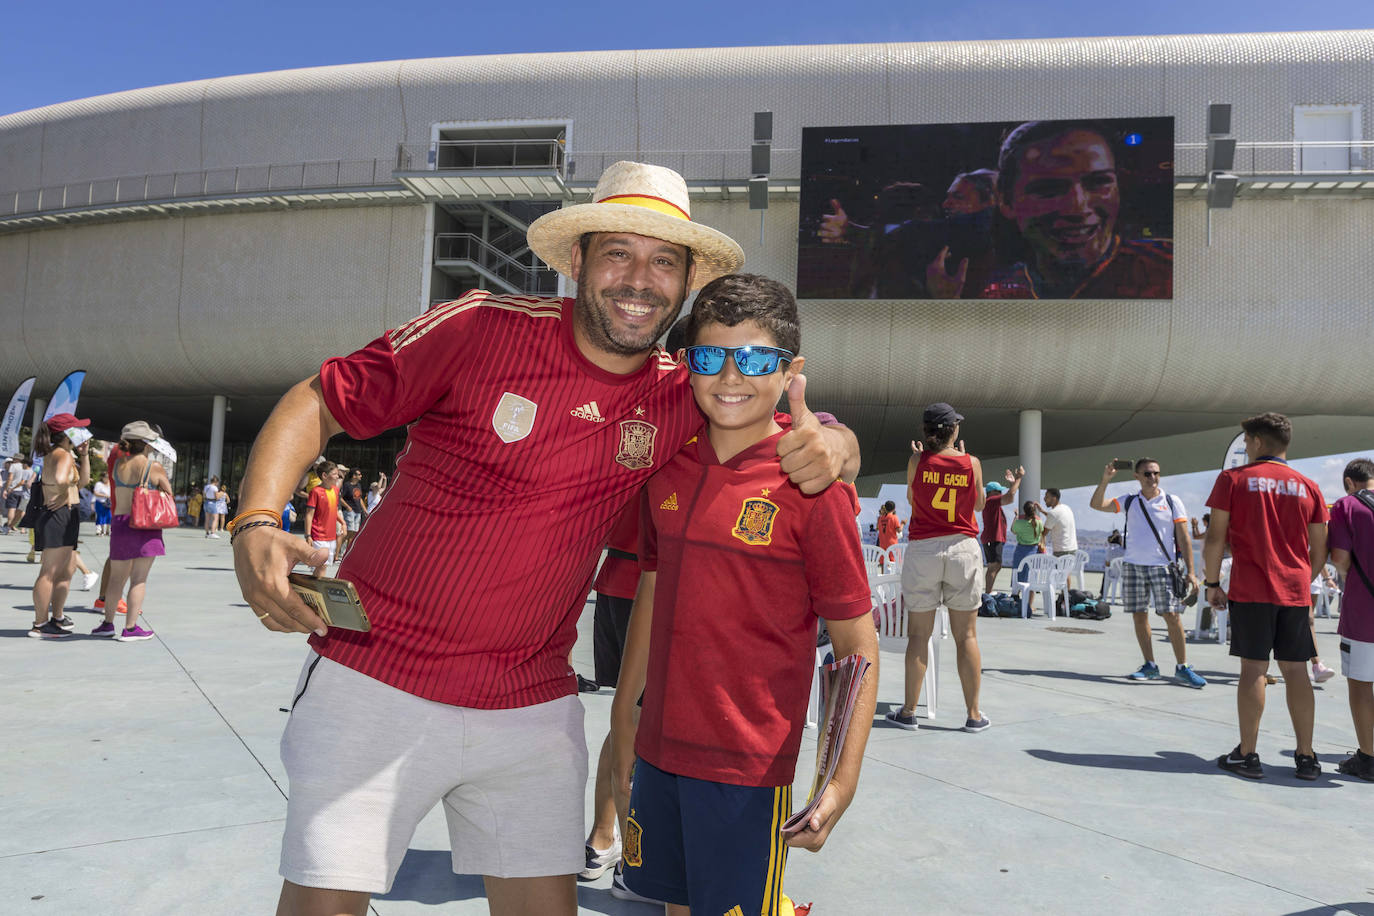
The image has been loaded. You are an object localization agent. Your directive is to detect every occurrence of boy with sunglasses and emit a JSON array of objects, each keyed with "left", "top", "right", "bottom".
[{"left": 612, "top": 274, "right": 878, "bottom": 916}]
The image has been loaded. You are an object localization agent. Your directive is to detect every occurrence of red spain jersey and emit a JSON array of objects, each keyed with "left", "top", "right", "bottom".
[
  {"left": 1206, "top": 459, "right": 1328, "bottom": 606},
  {"left": 908, "top": 451, "right": 979, "bottom": 540},
  {"left": 315, "top": 292, "right": 705, "bottom": 708},
  {"left": 636, "top": 430, "right": 871, "bottom": 787},
  {"left": 306, "top": 485, "right": 339, "bottom": 541}
]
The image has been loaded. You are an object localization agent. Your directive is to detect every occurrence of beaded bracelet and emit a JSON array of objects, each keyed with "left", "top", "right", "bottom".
[
  {"left": 229, "top": 519, "right": 281, "bottom": 545},
  {"left": 227, "top": 508, "right": 283, "bottom": 533}
]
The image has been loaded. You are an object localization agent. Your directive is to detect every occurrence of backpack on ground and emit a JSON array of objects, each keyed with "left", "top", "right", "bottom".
[
  {"left": 979, "top": 593, "right": 998, "bottom": 617},
  {"left": 994, "top": 593, "right": 1021, "bottom": 617}
]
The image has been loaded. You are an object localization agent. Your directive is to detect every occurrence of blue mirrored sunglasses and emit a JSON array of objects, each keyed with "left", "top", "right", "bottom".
[{"left": 683, "top": 345, "right": 794, "bottom": 376}]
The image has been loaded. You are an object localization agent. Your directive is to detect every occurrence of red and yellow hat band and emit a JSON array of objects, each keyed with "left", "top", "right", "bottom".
[{"left": 597, "top": 194, "right": 691, "bottom": 221}]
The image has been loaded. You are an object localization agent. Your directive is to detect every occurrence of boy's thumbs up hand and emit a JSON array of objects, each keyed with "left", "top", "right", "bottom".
[{"left": 777, "top": 374, "right": 849, "bottom": 494}]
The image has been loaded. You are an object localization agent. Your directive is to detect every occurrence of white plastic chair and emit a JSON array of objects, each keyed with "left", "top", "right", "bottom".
[
  {"left": 1100, "top": 557, "right": 1124, "bottom": 604},
  {"left": 1313, "top": 563, "right": 1341, "bottom": 619},
  {"left": 882, "top": 542, "right": 906, "bottom": 573},
  {"left": 1047, "top": 554, "right": 1079, "bottom": 622},
  {"left": 868, "top": 572, "right": 940, "bottom": 719},
  {"left": 1014, "top": 554, "right": 1064, "bottom": 622},
  {"left": 1192, "top": 557, "right": 1231, "bottom": 642},
  {"left": 1069, "top": 548, "right": 1090, "bottom": 592},
  {"left": 862, "top": 544, "right": 887, "bottom": 575}
]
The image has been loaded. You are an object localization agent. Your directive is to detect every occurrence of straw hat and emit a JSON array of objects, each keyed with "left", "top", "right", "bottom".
[
  {"left": 120, "top": 420, "right": 158, "bottom": 442},
  {"left": 527, "top": 161, "right": 744, "bottom": 290}
]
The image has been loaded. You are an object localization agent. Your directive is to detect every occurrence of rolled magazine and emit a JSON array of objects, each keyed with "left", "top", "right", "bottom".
[{"left": 782, "top": 653, "right": 872, "bottom": 836}]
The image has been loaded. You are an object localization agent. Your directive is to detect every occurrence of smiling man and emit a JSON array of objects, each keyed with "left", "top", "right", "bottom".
[
  {"left": 229, "top": 160, "right": 859, "bottom": 916},
  {"left": 984, "top": 120, "right": 1172, "bottom": 299}
]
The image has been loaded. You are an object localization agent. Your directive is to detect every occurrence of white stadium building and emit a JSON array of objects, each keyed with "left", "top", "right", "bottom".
[{"left": 3, "top": 29, "right": 1373, "bottom": 497}]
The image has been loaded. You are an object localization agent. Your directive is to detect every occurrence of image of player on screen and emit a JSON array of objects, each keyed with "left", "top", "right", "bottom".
[{"left": 981, "top": 120, "right": 1172, "bottom": 299}]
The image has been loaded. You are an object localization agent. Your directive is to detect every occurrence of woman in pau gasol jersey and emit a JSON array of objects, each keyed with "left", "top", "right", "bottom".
[{"left": 887, "top": 402, "right": 990, "bottom": 734}]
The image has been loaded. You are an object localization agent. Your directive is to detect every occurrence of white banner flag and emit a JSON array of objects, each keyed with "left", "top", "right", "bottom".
[
  {"left": 43, "top": 370, "right": 86, "bottom": 421},
  {"left": 0, "top": 377, "right": 36, "bottom": 457},
  {"left": 1221, "top": 431, "right": 1248, "bottom": 470}
]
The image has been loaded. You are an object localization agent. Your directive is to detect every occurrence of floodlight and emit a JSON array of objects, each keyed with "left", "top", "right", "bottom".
[
  {"left": 748, "top": 177, "right": 768, "bottom": 210},
  {"left": 1207, "top": 103, "right": 1232, "bottom": 137},
  {"left": 1207, "top": 136, "right": 1236, "bottom": 173},
  {"left": 1207, "top": 174, "right": 1238, "bottom": 209}
]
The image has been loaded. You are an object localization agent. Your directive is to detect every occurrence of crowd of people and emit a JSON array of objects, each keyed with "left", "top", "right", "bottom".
[{"left": 6, "top": 413, "right": 385, "bottom": 644}]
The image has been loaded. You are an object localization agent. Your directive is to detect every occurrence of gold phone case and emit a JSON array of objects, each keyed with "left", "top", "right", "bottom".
[{"left": 288, "top": 574, "right": 371, "bottom": 632}]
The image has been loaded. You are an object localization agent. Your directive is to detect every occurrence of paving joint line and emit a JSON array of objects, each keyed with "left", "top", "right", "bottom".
[
  {"left": 0, "top": 817, "right": 286, "bottom": 859},
  {"left": 144, "top": 621, "right": 290, "bottom": 802}
]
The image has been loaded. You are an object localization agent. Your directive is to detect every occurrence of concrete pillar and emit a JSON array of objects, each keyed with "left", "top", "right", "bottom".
[
  {"left": 208, "top": 395, "right": 227, "bottom": 481},
  {"left": 1019, "top": 408, "right": 1042, "bottom": 514}
]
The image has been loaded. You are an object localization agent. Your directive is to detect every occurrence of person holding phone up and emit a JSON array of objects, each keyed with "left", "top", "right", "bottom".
[{"left": 1090, "top": 457, "right": 1206, "bottom": 688}]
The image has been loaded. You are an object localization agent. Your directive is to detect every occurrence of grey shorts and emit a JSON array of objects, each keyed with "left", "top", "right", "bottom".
[
  {"left": 1121, "top": 562, "right": 1182, "bottom": 615},
  {"left": 279, "top": 652, "right": 587, "bottom": 892},
  {"left": 341, "top": 509, "right": 362, "bottom": 532}
]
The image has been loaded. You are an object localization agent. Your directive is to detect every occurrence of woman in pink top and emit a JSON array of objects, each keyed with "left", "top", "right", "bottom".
[{"left": 92, "top": 421, "right": 174, "bottom": 642}]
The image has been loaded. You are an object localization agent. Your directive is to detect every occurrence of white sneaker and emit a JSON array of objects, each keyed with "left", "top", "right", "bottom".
[
  {"left": 81, "top": 571, "right": 99, "bottom": 591},
  {"left": 610, "top": 865, "right": 660, "bottom": 904},
  {"left": 1311, "top": 661, "right": 1336, "bottom": 684},
  {"left": 208, "top": 532, "right": 220, "bottom": 539},
  {"left": 577, "top": 838, "right": 621, "bottom": 881}
]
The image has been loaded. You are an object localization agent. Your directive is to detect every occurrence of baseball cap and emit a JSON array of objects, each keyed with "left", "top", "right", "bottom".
[
  {"left": 120, "top": 420, "right": 159, "bottom": 442},
  {"left": 986, "top": 482, "right": 1007, "bottom": 494},
  {"left": 45, "top": 413, "right": 90, "bottom": 434},
  {"left": 923, "top": 402, "right": 964, "bottom": 426}
]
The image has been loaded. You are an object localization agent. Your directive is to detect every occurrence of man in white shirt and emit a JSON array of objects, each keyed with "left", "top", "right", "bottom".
[
  {"left": 1040, "top": 487, "right": 1079, "bottom": 587},
  {"left": 1090, "top": 458, "right": 1206, "bottom": 688}
]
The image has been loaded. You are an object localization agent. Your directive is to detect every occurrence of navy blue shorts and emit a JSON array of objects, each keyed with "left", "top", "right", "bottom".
[{"left": 623, "top": 757, "right": 792, "bottom": 915}]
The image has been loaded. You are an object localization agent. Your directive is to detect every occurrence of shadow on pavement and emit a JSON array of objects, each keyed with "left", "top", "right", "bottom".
[
  {"left": 1027, "top": 748, "right": 1347, "bottom": 787},
  {"left": 380, "top": 849, "right": 657, "bottom": 914}
]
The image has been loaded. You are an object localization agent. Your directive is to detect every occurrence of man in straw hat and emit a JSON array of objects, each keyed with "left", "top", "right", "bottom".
[{"left": 231, "top": 160, "right": 858, "bottom": 916}]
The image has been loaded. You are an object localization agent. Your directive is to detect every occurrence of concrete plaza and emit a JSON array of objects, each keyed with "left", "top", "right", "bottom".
[{"left": 1, "top": 525, "right": 1369, "bottom": 915}]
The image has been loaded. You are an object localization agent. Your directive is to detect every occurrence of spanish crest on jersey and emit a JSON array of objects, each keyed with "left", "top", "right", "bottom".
[
  {"left": 732, "top": 497, "right": 779, "bottom": 546},
  {"left": 616, "top": 419, "right": 658, "bottom": 470}
]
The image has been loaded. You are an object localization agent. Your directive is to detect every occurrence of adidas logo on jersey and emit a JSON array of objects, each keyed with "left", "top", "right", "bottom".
[
  {"left": 570, "top": 401, "right": 605, "bottom": 423},
  {"left": 659, "top": 493, "right": 679, "bottom": 511}
]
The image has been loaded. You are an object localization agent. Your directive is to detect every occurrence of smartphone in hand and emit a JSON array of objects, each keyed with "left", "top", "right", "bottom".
[{"left": 288, "top": 574, "right": 371, "bottom": 631}]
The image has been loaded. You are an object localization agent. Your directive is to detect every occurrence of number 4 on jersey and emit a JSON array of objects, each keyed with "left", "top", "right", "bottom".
[{"left": 931, "top": 486, "right": 956, "bottom": 522}]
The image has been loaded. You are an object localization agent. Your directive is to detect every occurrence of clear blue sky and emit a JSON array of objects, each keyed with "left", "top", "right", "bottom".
[{"left": 4, "top": 1, "right": 1372, "bottom": 116}]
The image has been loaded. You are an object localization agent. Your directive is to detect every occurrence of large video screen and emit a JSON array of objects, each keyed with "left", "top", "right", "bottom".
[{"left": 797, "top": 117, "right": 1173, "bottom": 300}]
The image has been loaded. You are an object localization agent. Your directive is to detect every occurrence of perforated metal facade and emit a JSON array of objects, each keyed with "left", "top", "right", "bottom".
[{"left": 0, "top": 31, "right": 1370, "bottom": 470}]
